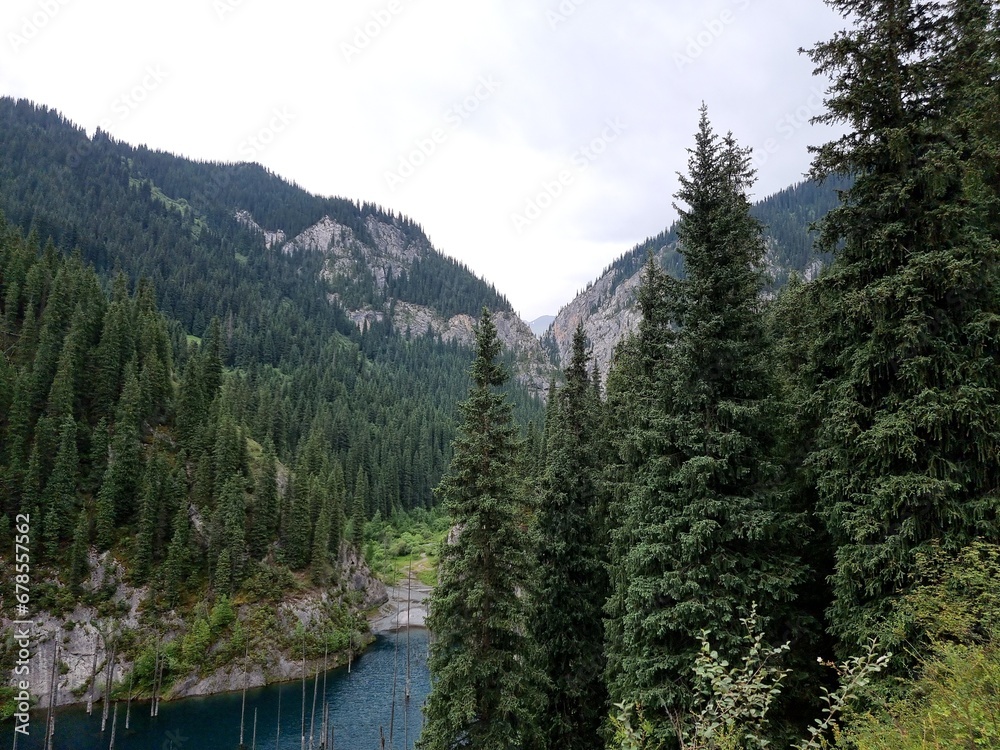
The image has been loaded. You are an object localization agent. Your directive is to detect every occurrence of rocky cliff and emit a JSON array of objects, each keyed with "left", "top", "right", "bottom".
[
  {"left": 3, "top": 546, "right": 386, "bottom": 710},
  {"left": 543, "top": 179, "right": 843, "bottom": 381},
  {"left": 239, "top": 211, "right": 554, "bottom": 395}
]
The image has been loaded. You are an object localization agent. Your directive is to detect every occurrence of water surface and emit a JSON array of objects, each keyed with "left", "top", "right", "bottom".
[{"left": 1, "top": 630, "right": 430, "bottom": 750}]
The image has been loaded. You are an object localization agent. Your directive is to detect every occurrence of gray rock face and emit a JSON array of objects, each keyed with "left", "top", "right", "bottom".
[
  {"left": 234, "top": 209, "right": 285, "bottom": 248},
  {"left": 2, "top": 546, "right": 387, "bottom": 709},
  {"left": 391, "top": 304, "right": 551, "bottom": 396},
  {"left": 249, "top": 212, "right": 554, "bottom": 395},
  {"left": 545, "top": 259, "right": 646, "bottom": 383},
  {"left": 3, "top": 552, "right": 143, "bottom": 709}
]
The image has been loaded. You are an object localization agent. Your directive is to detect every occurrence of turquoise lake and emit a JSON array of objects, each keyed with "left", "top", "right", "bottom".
[{"left": 1, "top": 629, "right": 430, "bottom": 750}]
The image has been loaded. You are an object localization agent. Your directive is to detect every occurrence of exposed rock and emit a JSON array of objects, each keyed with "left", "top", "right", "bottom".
[
  {"left": 234, "top": 209, "right": 286, "bottom": 249},
  {"left": 387, "top": 303, "right": 552, "bottom": 397},
  {"left": 545, "top": 255, "right": 647, "bottom": 383},
  {"left": 248, "top": 214, "right": 555, "bottom": 393},
  {"left": 3, "top": 552, "right": 144, "bottom": 709},
  {"left": 3, "top": 546, "right": 387, "bottom": 710}
]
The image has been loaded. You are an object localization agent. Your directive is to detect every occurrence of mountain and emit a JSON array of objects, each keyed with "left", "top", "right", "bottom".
[
  {"left": 528, "top": 315, "right": 556, "bottom": 337},
  {"left": 0, "top": 97, "right": 547, "bottom": 508},
  {"left": 543, "top": 177, "right": 849, "bottom": 378},
  {"left": 0, "top": 97, "right": 553, "bottom": 712}
]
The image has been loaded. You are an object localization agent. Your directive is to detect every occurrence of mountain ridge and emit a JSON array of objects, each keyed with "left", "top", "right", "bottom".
[{"left": 543, "top": 177, "right": 849, "bottom": 378}]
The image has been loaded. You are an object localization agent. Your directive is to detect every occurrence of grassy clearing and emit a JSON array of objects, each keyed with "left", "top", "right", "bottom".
[{"left": 364, "top": 508, "right": 449, "bottom": 585}]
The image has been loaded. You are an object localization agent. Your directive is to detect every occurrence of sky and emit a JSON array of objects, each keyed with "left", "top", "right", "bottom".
[{"left": 0, "top": 0, "right": 848, "bottom": 321}]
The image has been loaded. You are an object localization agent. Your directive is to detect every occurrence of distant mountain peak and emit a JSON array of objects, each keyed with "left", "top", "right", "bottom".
[{"left": 527, "top": 315, "right": 556, "bottom": 337}]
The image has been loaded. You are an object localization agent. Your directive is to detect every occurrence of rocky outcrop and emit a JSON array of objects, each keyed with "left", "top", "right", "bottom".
[
  {"left": 237, "top": 212, "right": 555, "bottom": 393},
  {"left": 7, "top": 552, "right": 143, "bottom": 709},
  {"left": 544, "top": 256, "right": 648, "bottom": 383},
  {"left": 234, "top": 209, "right": 285, "bottom": 248},
  {"left": 279, "top": 215, "right": 429, "bottom": 292},
  {"left": 2, "top": 546, "right": 387, "bottom": 710},
  {"left": 389, "top": 303, "right": 552, "bottom": 396}
]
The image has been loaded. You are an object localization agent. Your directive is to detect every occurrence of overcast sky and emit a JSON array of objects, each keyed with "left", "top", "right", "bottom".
[{"left": 1, "top": 0, "right": 848, "bottom": 321}]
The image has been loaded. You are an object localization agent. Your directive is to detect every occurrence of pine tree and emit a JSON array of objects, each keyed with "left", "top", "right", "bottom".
[
  {"left": 605, "top": 110, "right": 806, "bottom": 725},
  {"left": 249, "top": 439, "right": 279, "bottom": 561},
  {"left": 164, "top": 502, "right": 192, "bottom": 607},
  {"left": 326, "top": 462, "right": 346, "bottom": 552},
  {"left": 42, "top": 415, "right": 79, "bottom": 557},
  {"left": 135, "top": 465, "right": 159, "bottom": 583},
  {"left": 419, "top": 309, "right": 544, "bottom": 750},
  {"left": 95, "top": 365, "right": 143, "bottom": 548},
  {"left": 68, "top": 508, "right": 90, "bottom": 589},
  {"left": 281, "top": 470, "right": 311, "bottom": 569},
  {"left": 532, "top": 325, "right": 608, "bottom": 750},
  {"left": 805, "top": 0, "right": 1000, "bottom": 646},
  {"left": 310, "top": 476, "right": 332, "bottom": 585},
  {"left": 351, "top": 467, "right": 368, "bottom": 551},
  {"left": 215, "top": 475, "right": 248, "bottom": 589}
]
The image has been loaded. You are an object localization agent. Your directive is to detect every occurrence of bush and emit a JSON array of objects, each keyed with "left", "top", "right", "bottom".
[{"left": 839, "top": 540, "right": 1000, "bottom": 748}]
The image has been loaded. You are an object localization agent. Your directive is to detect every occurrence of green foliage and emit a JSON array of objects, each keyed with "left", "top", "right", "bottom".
[
  {"left": 844, "top": 642, "right": 1000, "bottom": 750},
  {"left": 532, "top": 324, "right": 609, "bottom": 750},
  {"left": 804, "top": 0, "right": 1000, "bottom": 647},
  {"left": 678, "top": 609, "right": 791, "bottom": 750},
  {"left": 605, "top": 110, "right": 806, "bottom": 722},
  {"left": 841, "top": 541, "right": 1000, "bottom": 748},
  {"left": 609, "top": 621, "right": 889, "bottom": 750},
  {"left": 419, "top": 310, "right": 545, "bottom": 750}
]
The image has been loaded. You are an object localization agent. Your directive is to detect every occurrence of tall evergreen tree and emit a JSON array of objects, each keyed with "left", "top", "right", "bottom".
[
  {"left": 351, "top": 467, "right": 368, "bottom": 551},
  {"left": 310, "top": 476, "right": 333, "bottom": 584},
  {"left": 42, "top": 415, "right": 79, "bottom": 557},
  {"left": 419, "top": 309, "right": 544, "bottom": 750},
  {"left": 805, "top": 0, "right": 1000, "bottom": 646},
  {"left": 68, "top": 508, "right": 90, "bottom": 589},
  {"left": 248, "top": 439, "right": 279, "bottom": 561},
  {"left": 605, "top": 110, "right": 806, "bottom": 726},
  {"left": 532, "top": 324, "right": 608, "bottom": 750},
  {"left": 281, "top": 470, "right": 312, "bottom": 569},
  {"left": 164, "top": 502, "right": 192, "bottom": 607}
]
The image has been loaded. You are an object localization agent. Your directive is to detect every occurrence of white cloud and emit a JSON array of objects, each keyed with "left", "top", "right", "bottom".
[{"left": 0, "top": 0, "right": 847, "bottom": 319}]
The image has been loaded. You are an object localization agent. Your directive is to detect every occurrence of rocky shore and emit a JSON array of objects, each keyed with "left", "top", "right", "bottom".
[
  {"left": 369, "top": 570, "right": 432, "bottom": 633},
  {"left": 2, "top": 545, "right": 388, "bottom": 710}
]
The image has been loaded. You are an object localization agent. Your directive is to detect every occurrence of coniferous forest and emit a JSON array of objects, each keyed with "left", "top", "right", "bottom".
[
  {"left": 2, "top": 1, "right": 1000, "bottom": 749},
  {"left": 418, "top": 2, "right": 1000, "bottom": 749}
]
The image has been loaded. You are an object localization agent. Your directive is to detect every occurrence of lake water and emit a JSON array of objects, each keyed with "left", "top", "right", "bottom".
[{"left": 1, "top": 629, "right": 430, "bottom": 750}]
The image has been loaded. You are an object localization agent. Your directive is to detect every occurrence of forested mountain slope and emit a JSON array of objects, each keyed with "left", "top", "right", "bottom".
[
  {"left": 543, "top": 177, "right": 849, "bottom": 376},
  {"left": 0, "top": 97, "right": 546, "bottom": 515}
]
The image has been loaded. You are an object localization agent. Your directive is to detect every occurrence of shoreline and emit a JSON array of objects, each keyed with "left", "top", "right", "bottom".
[{"left": 370, "top": 569, "right": 433, "bottom": 633}]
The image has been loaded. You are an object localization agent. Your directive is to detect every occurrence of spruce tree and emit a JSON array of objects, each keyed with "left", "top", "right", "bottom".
[
  {"left": 281, "top": 470, "right": 312, "bottom": 569},
  {"left": 42, "top": 415, "right": 79, "bottom": 557},
  {"left": 310, "top": 476, "right": 332, "bottom": 585},
  {"left": 68, "top": 508, "right": 90, "bottom": 589},
  {"left": 164, "top": 502, "right": 192, "bottom": 607},
  {"left": 351, "top": 467, "right": 368, "bottom": 551},
  {"left": 805, "top": 0, "right": 1000, "bottom": 646},
  {"left": 419, "top": 309, "right": 544, "bottom": 750},
  {"left": 216, "top": 475, "right": 248, "bottom": 589},
  {"left": 326, "top": 462, "right": 346, "bottom": 552},
  {"left": 605, "top": 110, "right": 805, "bottom": 726},
  {"left": 532, "top": 324, "right": 608, "bottom": 750},
  {"left": 249, "top": 440, "right": 279, "bottom": 561}
]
